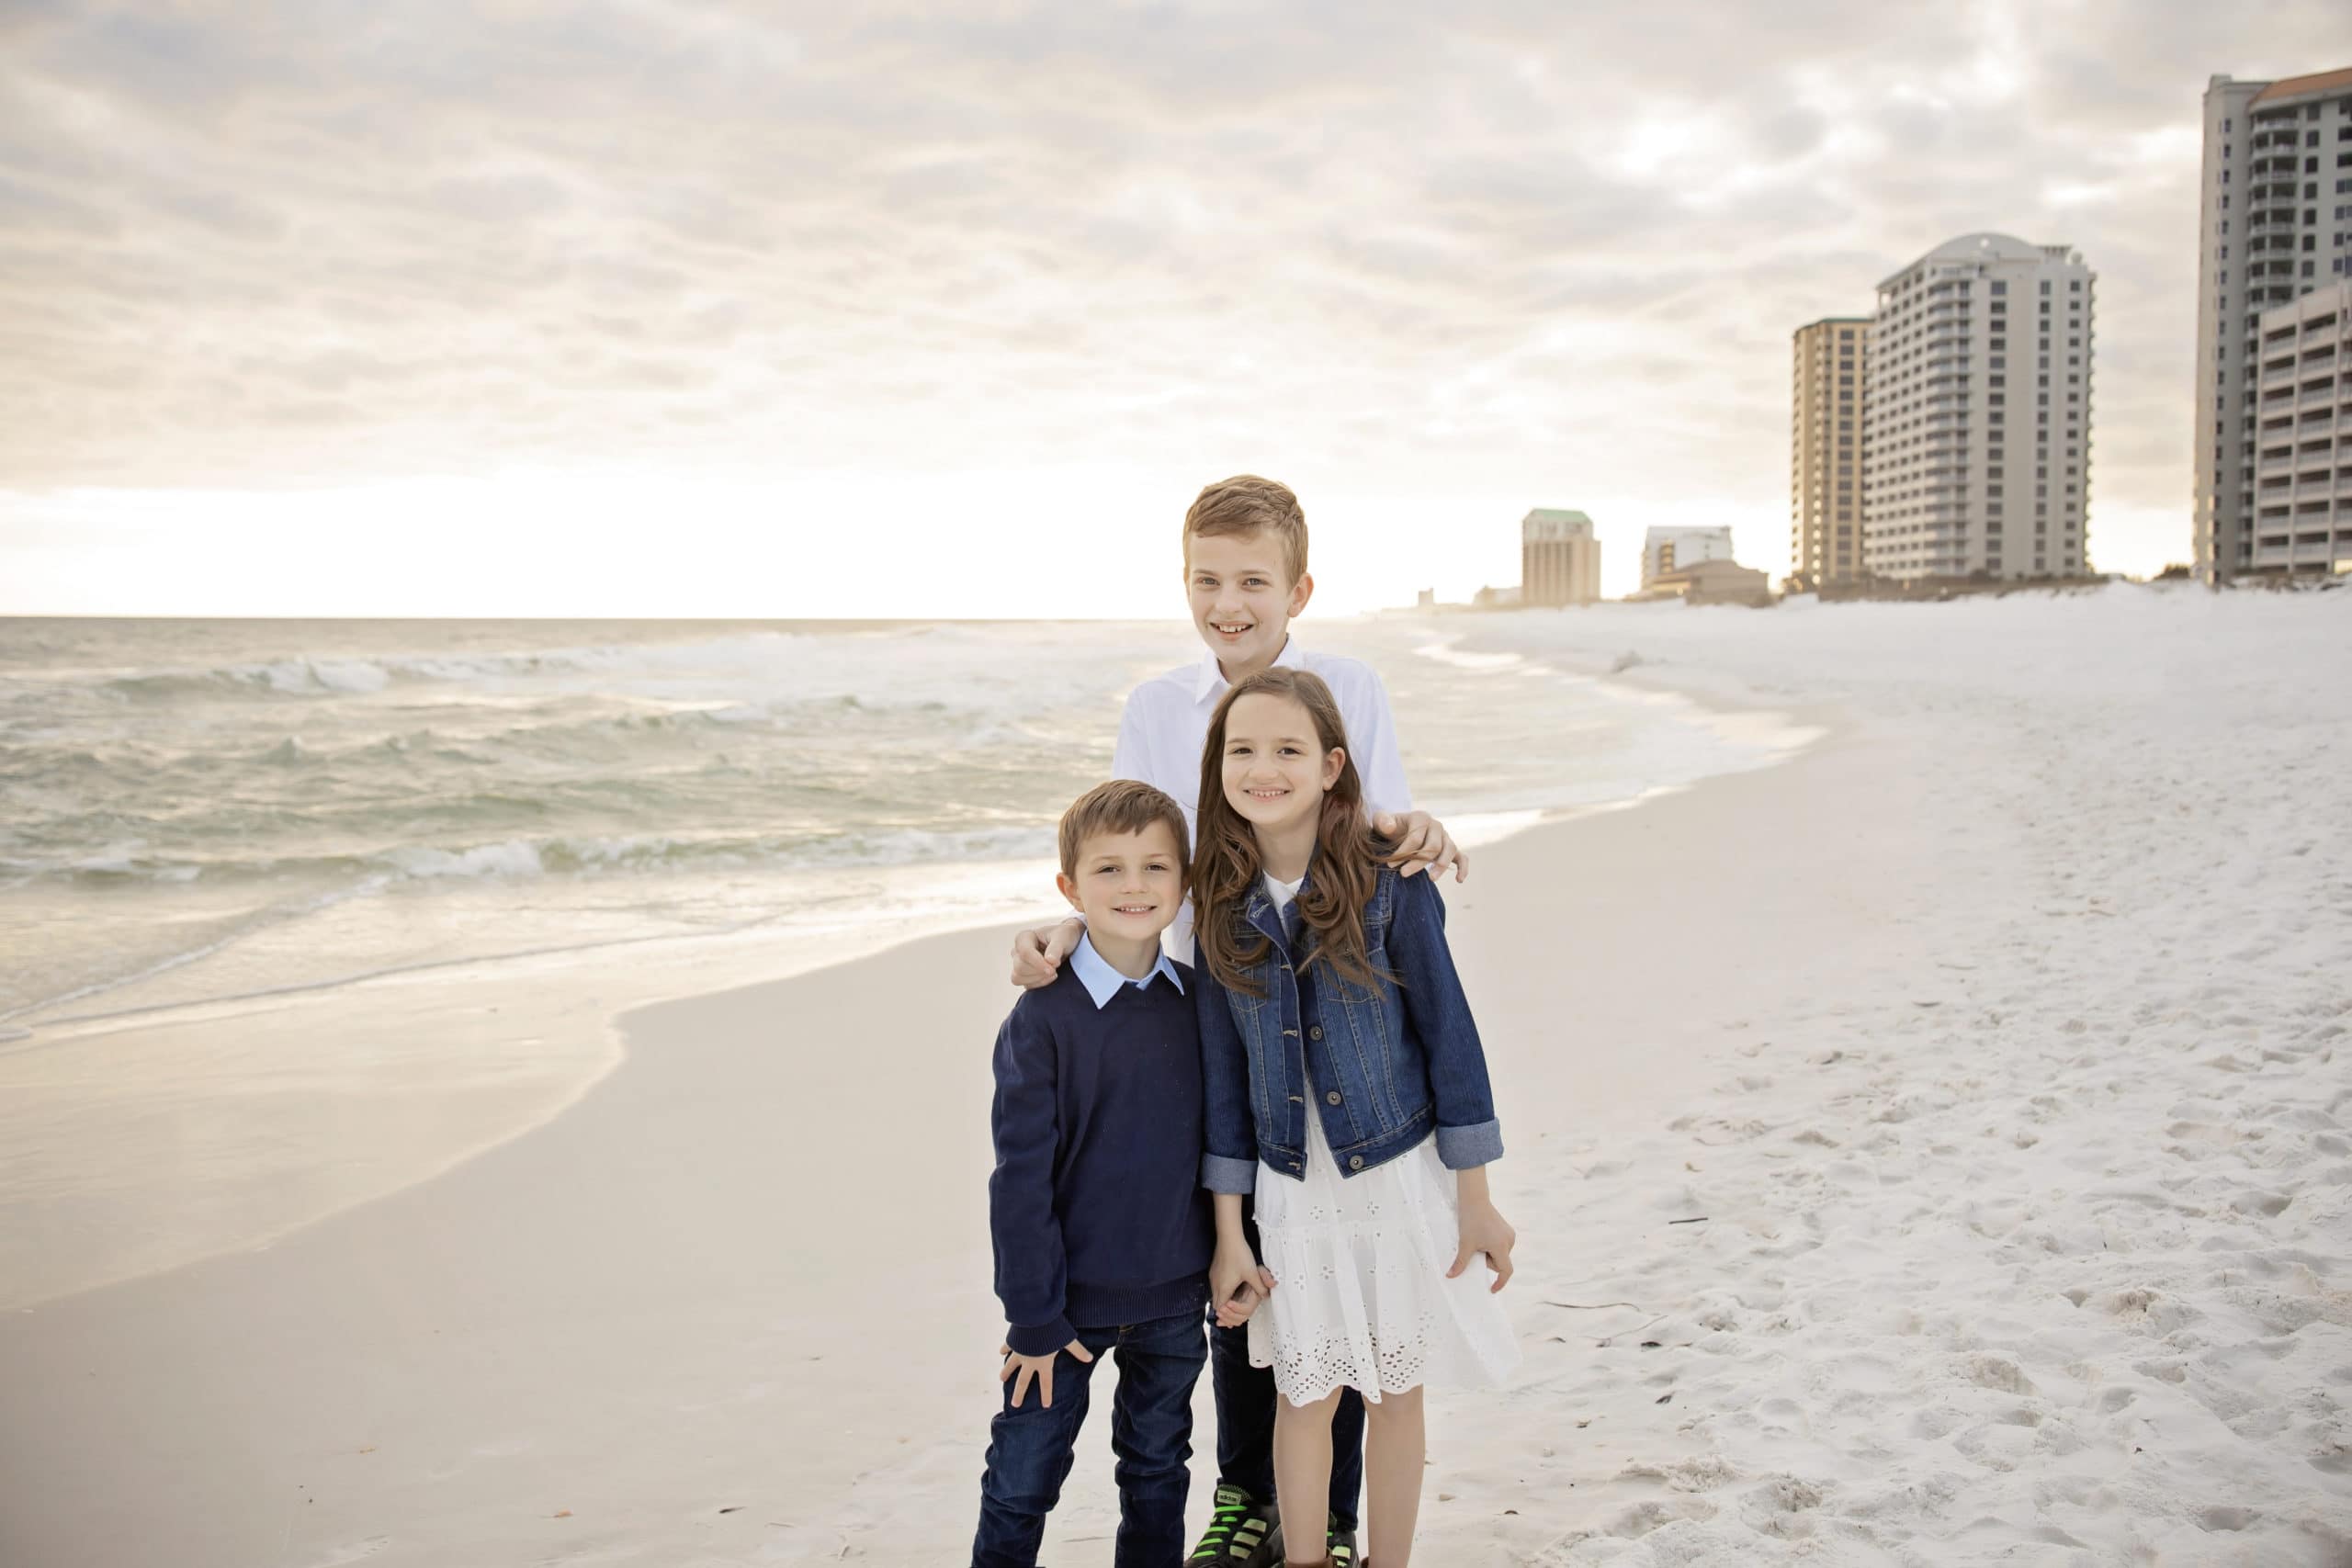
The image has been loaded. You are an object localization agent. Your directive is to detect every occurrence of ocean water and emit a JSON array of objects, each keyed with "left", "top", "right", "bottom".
[{"left": 0, "top": 615, "right": 1814, "bottom": 1303}]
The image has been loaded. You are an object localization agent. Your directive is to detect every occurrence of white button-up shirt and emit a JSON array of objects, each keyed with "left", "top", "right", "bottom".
[{"left": 1113, "top": 637, "right": 1413, "bottom": 960}]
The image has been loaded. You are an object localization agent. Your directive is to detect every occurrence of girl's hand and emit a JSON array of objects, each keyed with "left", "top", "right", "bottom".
[
  {"left": 998, "top": 1338, "right": 1093, "bottom": 1408},
  {"left": 1450, "top": 1196, "right": 1517, "bottom": 1292},
  {"left": 1212, "top": 1241, "right": 1274, "bottom": 1327}
]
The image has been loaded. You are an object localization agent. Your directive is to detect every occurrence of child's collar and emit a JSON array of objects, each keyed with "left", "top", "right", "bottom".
[{"left": 1193, "top": 635, "right": 1304, "bottom": 705}]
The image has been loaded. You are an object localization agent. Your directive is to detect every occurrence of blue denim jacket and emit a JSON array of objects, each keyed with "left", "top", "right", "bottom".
[{"left": 1197, "top": 860, "right": 1503, "bottom": 1191}]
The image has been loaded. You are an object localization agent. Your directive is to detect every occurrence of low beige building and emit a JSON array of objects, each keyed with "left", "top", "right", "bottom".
[{"left": 1628, "top": 558, "right": 1774, "bottom": 607}]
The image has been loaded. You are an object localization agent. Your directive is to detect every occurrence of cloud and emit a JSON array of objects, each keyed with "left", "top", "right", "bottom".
[{"left": 0, "top": 0, "right": 2346, "bottom": 592}]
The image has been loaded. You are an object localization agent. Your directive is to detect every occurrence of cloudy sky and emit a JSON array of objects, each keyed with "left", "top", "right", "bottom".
[{"left": 3, "top": 2, "right": 2347, "bottom": 616}]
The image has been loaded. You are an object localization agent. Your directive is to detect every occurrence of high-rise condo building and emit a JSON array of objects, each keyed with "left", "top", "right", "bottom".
[
  {"left": 2252, "top": 278, "right": 2352, "bottom": 574},
  {"left": 1791, "top": 318, "right": 1869, "bottom": 587},
  {"left": 1863, "top": 233, "right": 2095, "bottom": 581},
  {"left": 2195, "top": 68, "right": 2352, "bottom": 581},
  {"left": 1521, "top": 509, "right": 1601, "bottom": 605}
]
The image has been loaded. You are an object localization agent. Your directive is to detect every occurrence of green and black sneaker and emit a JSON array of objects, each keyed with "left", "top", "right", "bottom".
[
  {"left": 1188, "top": 1483, "right": 1282, "bottom": 1565},
  {"left": 1325, "top": 1514, "right": 1360, "bottom": 1567}
]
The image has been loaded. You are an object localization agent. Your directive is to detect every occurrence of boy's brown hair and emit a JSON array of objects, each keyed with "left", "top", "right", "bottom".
[
  {"left": 1183, "top": 475, "right": 1309, "bottom": 587},
  {"left": 1057, "top": 779, "right": 1191, "bottom": 881}
]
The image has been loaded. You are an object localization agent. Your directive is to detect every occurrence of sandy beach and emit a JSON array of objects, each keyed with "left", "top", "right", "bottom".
[{"left": 4, "top": 587, "right": 2347, "bottom": 1566}]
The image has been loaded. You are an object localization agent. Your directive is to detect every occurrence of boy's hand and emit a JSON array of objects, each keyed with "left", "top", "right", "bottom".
[
  {"left": 998, "top": 1338, "right": 1093, "bottom": 1408},
  {"left": 1010, "top": 916, "right": 1086, "bottom": 989},
  {"left": 1212, "top": 1242, "right": 1274, "bottom": 1329},
  {"left": 1374, "top": 810, "right": 1467, "bottom": 883},
  {"left": 1449, "top": 1196, "right": 1518, "bottom": 1292}
]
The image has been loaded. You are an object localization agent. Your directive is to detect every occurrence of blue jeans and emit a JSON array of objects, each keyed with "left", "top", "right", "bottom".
[
  {"left": 973, "top": 1308, "right": 1207, "bottom": 1568},
  {"left": 1212, "top": 1195, "right": 1365, "bottom": 1532}
]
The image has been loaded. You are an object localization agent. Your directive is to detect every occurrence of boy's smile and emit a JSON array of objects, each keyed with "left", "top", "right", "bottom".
[{"left": 1186, "top": 530, "right": 1313, "bottom": 683}]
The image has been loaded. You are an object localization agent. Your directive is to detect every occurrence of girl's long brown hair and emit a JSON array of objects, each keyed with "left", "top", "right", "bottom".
[{"left": 1193, "top": 667, "right": 1393, "bottom": 999}]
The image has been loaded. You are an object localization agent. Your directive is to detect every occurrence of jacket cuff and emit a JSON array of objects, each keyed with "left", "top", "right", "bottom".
[
  {"left": 1005, "top": 1315, "right": 1077, "bottom": 1358},
  {"left": 1202, "top": 1152, "right": 1259, "bottom": 1194},
  {"left": 1434, "top": 1119, "right": 1503, "bottom": 1169}
]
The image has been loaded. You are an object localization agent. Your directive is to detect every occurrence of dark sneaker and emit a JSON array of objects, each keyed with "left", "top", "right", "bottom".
[
  {"left": 1326, "top": 1515, "right": 1360, "bottom": 1567},
  {"left": 1188, "top": 1483, "right": 1282, "bottom": 1565}
]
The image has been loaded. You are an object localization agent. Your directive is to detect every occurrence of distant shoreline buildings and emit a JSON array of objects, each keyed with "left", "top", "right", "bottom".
[{"left": 1414, "top": 508, "right": 1777, "bottom": 613}]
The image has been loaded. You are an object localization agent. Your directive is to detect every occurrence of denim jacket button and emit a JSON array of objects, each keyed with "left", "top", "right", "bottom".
[
  {"left": 1308, "top": 1024, "right": 1323, "bottom": 1040},
  {"left": 1325, "top": 1090, "right": 1342, "bottom": 1105},
  {"left": 1290, "top": 1160, "right": 1302, "bottom": 1171},
  {"left": 1348, "top": 1155, "right": 1365, "bottom": 1171}
]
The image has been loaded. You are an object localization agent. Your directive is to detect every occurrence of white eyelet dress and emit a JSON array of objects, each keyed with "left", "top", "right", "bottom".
[{"left": 1248, "top": 872, "right": 1521, "bottom": 1407}]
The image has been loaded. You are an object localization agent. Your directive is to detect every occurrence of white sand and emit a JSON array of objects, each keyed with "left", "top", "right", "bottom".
[{"left": 2, "top": 585, "right": 2346, "bottom": 1566}]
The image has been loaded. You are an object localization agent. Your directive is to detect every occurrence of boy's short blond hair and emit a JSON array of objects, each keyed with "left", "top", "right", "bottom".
[
  {"left": 1183, "top": 475, "right": 1308, "bottom": 588},
  {"left": 1057, "top": 779, "right": 1191, "bottom": 881}
]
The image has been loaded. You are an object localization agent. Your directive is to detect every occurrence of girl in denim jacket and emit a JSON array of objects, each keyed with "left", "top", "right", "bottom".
[{"left": 1193, "top": 666, "right": 1520, "bottom": 1568}]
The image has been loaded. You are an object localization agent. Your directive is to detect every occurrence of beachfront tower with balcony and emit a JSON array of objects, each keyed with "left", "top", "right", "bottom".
[
  {"left": 2251, "top": 279, "right": 2352, "bottom": 574},
  {"left": 1862, "top": 233, "right": 2095, "bottom": 581},
  {"left": 1791, "top": 317, "right": 1870, "bottom": 587},
  {"left": 2196, "top": 68, "right": 2352, "bottom": 581}
]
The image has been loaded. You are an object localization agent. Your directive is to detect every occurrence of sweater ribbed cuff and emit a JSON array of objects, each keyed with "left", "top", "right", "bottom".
[{"left": 1004, "top": 1314, "right": 1077, "bottom": 1359}]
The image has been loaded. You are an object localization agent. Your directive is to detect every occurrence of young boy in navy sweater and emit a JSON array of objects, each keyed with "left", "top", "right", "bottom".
[{"left": 975, "top": 780, "right": 1242, "bottom": 1568}]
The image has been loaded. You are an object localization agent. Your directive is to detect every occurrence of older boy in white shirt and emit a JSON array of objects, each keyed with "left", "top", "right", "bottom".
[{"left": 1008, "top": 475, "right": 1464, "bottom": 1567}]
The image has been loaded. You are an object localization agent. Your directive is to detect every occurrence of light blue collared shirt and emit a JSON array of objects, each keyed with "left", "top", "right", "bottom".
[{"left": 1069, "top": 931, "right": 1187, "bottom": 1010}]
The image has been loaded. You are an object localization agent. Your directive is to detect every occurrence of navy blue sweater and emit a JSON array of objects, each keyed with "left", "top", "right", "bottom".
[{"left": 989, "top": 963, "right": 1212, "bottom": 1356}]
